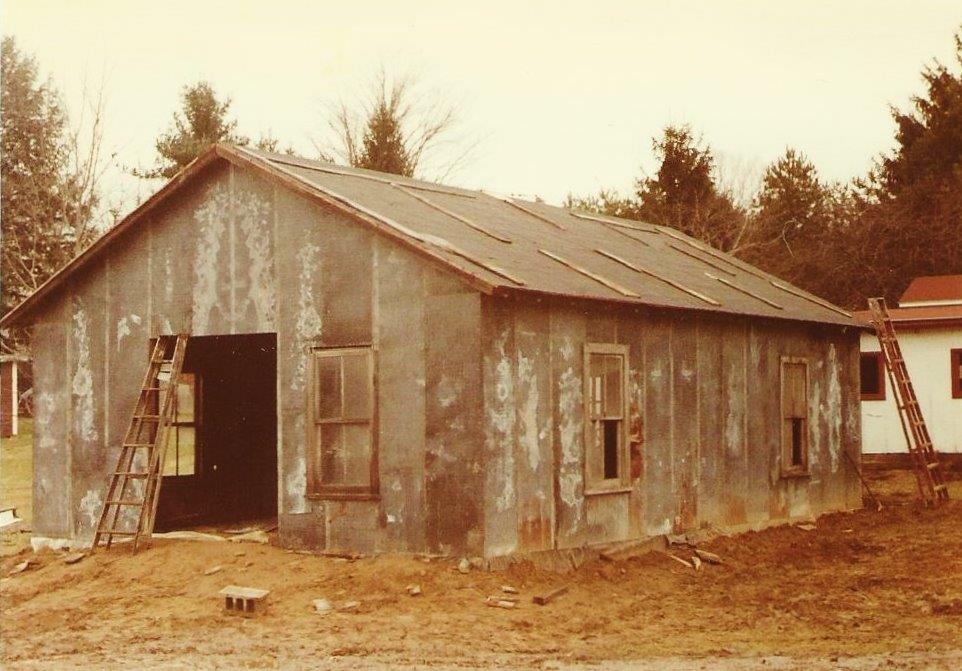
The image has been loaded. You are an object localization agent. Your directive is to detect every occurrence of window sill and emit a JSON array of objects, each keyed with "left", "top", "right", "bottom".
[
  {"left": 584, "top": 486, "right": 633, "bottom": 497},
  {"left": 780, "top": 470, "right": 811, "bottom": 480},
  {"left": 860, "top": 394, "right": 886, "bottom": 402}
]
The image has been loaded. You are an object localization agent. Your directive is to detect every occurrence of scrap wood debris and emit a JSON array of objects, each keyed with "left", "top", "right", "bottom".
[{"left": 532, "top": 585, "right": 568, "bottom": 605}]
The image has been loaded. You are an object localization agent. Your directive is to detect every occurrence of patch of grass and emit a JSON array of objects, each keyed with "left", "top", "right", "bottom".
[{"left": 1, "top": 417, "right": 33, "bottom": 525}]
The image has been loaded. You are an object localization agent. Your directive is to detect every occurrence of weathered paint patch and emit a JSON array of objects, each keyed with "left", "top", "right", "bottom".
[
  {"left": 79, "top": 489, "right": 102, "bottom": 532},
  {"left": 557, "top": 364, "right": 584, "bottom": 530},
  {"left": 71, "top": 306, "right": 96, "bottom": 442},
  {"left": 517, "top": 353, "right": 541, "bottom": 471},
  {"left": 293, "top": 243, "right": 322, "bottom": 391},
  {"left": 285, "top": 454, "right": 309, "bottom": 514},
  {"left": 236, "top": 189, "right": 276, "bottom": 331},
  {"left": 192, "top": 184, "right": 230, "bottom": 334},
  {"left": 486, "top": 329, "right": 515, "bottom": 513},
  {"left": 115, "top": 313, "right": 141, "bottom": 351}
]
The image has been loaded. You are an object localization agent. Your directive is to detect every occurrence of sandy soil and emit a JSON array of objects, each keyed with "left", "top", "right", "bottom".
[{"left": 2, "top": 469, "right": 962, "bottom": 670}]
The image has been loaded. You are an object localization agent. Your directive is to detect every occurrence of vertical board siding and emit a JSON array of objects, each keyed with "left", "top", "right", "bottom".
[
  {"left": 549, "top": 306, "right": 588, "bottom": 549},
  {"left": 31, "top": 301, "right": 72, "bottom": 537},
  {"left": 68, "top": 267, "right": 108, "bottom": 540},
  {"left": 671, "top": 313, "right": 699, "bottom": 530},
  {"left": 425, "top": 271, "right": 484, "bottom": 554},
  {"left": 375, "top": 240, "right": 427, "bottom": 552},
  {"left": 482, "top": 298, "right": 519, "bottom": 556},
  {"left": 274, "top": 183, "right": 325, "bottom": 527},
  {"left": 513, "top": 306, "right": 553, "bottom": 552},
  {"left": 642, "top": 313, "right": 674, "bottom": 536},
  {"left": 481, "top": 296, "right": 861, "bottom": 559}
]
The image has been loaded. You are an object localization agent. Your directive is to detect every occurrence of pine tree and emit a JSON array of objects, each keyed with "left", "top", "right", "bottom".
[
  {"left": 752, "top": 148, "right": 829, "bottom": 250},
  {"left": 138, "top": 81, "right": 248, "bottom": 179},
  {"left": 1, "top": 37, "right": 97, "bottom": 319}
]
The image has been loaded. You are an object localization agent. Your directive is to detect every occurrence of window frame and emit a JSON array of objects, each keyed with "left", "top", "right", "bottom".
[
  {"left": 779, "top": 356, "right": 810, "bottom": 478},
  {"left": 307, "top": 345, "right": 379, "bottom": 501},
  {"left": 859, "top": 351, "right": 886, "bottom": 401},
  {"left": 583, "top": 343, "right": 631, "bottom": 495},
  {"left": 163, "top": 372, "right": 200, "bottom": 477},
  {"left": 951, "top": 349, "right": 962, "bottom": 400}
]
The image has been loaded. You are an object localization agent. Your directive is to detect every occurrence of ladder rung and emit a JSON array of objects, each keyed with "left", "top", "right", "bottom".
[
  {"left": 107, "top": 499, "right": 145, "bottom": 506},
  {"left": 114, "top": 471, "right": 149, "bottom": 478},
  {"left": 123, "top": 443, "right": 154, "bottom": 449},
  {"left": 134, "top": 415, "right": 161, "bottom": 420},
  {"left": 102, "top": 530, "right": 138, "bottom": 536}
]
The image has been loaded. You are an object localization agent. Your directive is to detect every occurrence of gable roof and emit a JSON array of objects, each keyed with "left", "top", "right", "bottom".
[
  {"left": 899, "top": 275, "right": 962, "bottom": 306},
  {"left": 0, "top": 144, "right": 855, "bottom": 329}
]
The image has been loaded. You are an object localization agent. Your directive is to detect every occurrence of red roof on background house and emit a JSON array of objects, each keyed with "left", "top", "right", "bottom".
[
  {"left": 899, "top": 275, "right": 962, "bottom": 305},
  {"left": 854, "top": 304, "right": 962, "bottom": 329}
]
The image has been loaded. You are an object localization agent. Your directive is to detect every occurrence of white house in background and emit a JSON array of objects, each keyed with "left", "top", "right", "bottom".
[{"left": 856, "top": 275, "right": 962, "bottom": 455}]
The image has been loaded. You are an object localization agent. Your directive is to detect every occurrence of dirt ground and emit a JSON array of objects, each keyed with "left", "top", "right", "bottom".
[{"left": 3, "top": 450, "right": 962, "bottom": 669}]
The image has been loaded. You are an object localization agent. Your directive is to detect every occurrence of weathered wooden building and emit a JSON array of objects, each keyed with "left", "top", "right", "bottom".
[{"left": 1, "top": 145, "right": 862, "bottom": 557}]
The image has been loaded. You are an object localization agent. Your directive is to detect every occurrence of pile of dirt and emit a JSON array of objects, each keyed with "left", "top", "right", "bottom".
[{"left": 3, "top": 472, "right": 962, "bottom": 670}]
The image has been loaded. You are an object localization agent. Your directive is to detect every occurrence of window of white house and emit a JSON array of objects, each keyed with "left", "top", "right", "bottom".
[
  {"left": 780, "top": 358, "right": 809, "bottom": 476},
  {"left": 162, "top": 372, "right": 198, "bottom": 477},
  {"left": 859, "top": 352, "right": 886, "bottom": 401},
  {"left": 951, "top": 349, "right": 962, "bottom": 400},
  {"left": 309, "top": 347, "right": 377, "bottom": 498},
  {"left": 584, "top": 343, "right": 629, "bottom": 491}
]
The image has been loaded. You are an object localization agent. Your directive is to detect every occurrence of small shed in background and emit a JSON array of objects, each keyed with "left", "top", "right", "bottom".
[{"left": 0, "top": 355, "right": 29, "bottom": 438}]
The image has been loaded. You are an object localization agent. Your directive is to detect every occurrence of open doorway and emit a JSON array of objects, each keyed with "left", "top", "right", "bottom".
[{"left": 155, "top": 333, "right": 277, "bottom": 531}]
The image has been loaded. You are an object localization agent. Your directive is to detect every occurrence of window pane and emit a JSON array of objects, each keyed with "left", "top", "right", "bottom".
[
  {"left": 604, "top": 355, "right": 623, "bottom": 417},
  {"left": 342, "top": 353, "right": 371, "bottom": 420},
  {"left": 589, "top": 355, "right": 604, "bottom": 418},
  {"left": 176, "top": 374, "right": 195, "bottom": 422},
  {"left": 342, "top": 424, "right": 372, "bottom": 486},
  {"left": 319, "top": 424, "right": 343, "bottom": 485},
  {"left": 319, "top": 423, "right": 371, "bottom": 486},
  {"left": 859, "top": 354, "right": 880, "bottom": 395},
  {"left": 316, "top": 356, "right": 342, "bottom": 420},
  {"left": 603, "top": 419, "right": 620, "bottom": 479},
  {"left": 163, "top": 430, "right": 178, "bottom": 476},
  {"left": 586, "top": 420, "right": 603, "bottom": 483},
  {"left": 783, "top": 363, "right": 807, "bottom": 418},
  {"left": 790, "top": 418, "right": 805, "bottom": 467},
  {"left": 177, "top": 427, "right": 196, "bottom": 475}
]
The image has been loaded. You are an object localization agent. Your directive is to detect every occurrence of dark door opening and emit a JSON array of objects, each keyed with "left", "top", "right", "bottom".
[{"left": 155, "top": 333, "right": 277, "bottom": 531}]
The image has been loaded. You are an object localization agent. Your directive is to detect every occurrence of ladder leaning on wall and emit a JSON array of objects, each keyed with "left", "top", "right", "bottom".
[
  {"left": 867, "top": 298, "right": 949, "bottom": 505},
  {"left": 91, "top": 334, "right": 189, "bottom": 551}
]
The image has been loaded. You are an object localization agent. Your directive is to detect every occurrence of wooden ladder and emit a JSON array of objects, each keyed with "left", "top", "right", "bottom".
[
  {"left": 92, "top": 334, "right": 188, "bottom": 551},
  {"left": 867, "top": 298, "right": 949, "bottom": 505}
]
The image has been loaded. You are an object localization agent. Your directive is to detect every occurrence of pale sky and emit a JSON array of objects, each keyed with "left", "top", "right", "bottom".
[{"left": 2, "top": 0, "right": 960, "bottom": 217}]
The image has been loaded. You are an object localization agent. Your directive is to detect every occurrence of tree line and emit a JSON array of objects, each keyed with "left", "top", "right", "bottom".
[{"left": 2, "top": 29, "right": 960, "bottom": 346}]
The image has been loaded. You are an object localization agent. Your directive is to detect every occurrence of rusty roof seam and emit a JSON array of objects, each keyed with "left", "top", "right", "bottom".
[
  {"left": 242, "top": 149, "right": 525, "bottom": 287},
  {"left": 263, "top": 154, "right": 479, "bottom": 199},
  {"left": 769, "top": 280, "right": 852, "bottom": 318},
  {"left": 391, "top": 184, "right": 512, "bottom": 244},
  {"left": 669, "top": 243, "right": 737, "bottom": 277},
  {"left": 502, "top": 198, "right": 567, "bottom": 231},
  {"left": 594, "top": 248, "right": 719, "bottom": 306},
  {"left": 657, "top": 227, "right": 768, "bottom": 279},
  {"left": 538, "top": 249, "right": 639, "bottom": 298},
  {"left": 706, "top": 272, "right": 783, "bottom": 310},
  {"left": 604, "top": 224, "right": 652, "bottom": 248},
  {"left": 570, "top": 211, "right": 660, "bottom": 233}
]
